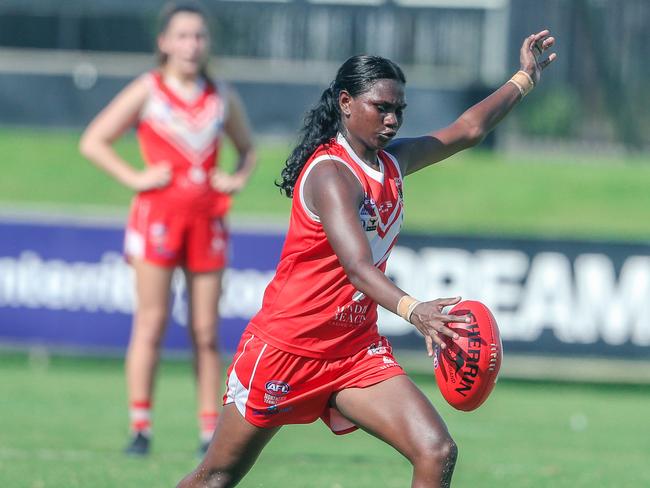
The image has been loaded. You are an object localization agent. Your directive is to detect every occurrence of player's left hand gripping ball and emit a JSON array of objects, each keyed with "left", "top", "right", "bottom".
[{"left": 433, "top": 300, "right": 502, "bottom": 411}]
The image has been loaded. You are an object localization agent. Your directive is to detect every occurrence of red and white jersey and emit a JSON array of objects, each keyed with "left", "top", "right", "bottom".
[
  {"left": 248, "top": 133, "right": 405, "bottom": 358},
  {"left": 136, "top": 71, "right": 230, "bottom": 215}
]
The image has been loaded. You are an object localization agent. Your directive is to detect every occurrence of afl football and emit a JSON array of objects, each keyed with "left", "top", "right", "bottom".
[{"left": 434, "top": 300, "right": 502, "bottom": 411}]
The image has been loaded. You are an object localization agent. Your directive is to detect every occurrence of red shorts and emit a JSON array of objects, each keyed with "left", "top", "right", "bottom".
[
  {"left": 223, "top": 330, "right": 406, "bottom": 434},
  {"left": 124, "top": 196, "right": 228, "bottom": 272}
]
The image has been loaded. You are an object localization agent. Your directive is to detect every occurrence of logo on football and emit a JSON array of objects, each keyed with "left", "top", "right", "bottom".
[{"left": 434, "top": 300, "right": 502, "bottom": 411}]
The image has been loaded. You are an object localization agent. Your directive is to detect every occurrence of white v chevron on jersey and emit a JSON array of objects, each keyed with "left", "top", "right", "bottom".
[{"left": 139, "top": 73, "right": 227, "bottom": 164}]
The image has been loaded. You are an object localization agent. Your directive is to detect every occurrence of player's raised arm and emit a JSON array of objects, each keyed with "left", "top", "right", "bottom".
[
  {"left": 79, "top": 76, "right": 171, "bottom": 191},
  {"left": 388, "top": 29, "right": 557, "bottom": 175}
]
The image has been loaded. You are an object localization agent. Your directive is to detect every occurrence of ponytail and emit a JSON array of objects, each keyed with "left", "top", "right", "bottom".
[{"left": 276, "top": 85, "right": 341, "bottom": 198}]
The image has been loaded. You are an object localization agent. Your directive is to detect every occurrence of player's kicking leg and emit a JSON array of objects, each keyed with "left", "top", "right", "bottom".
[
  {"left": 332, "top": 375, "right": 458, "bottom": 488},
  {"left": 176, "top": 404, "right": 280, "bottom": 488}
]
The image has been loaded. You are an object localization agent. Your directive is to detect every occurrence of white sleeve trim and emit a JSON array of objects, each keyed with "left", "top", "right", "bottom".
[{"left": 298, "top": 155, "right": 364, "bottom": 223}]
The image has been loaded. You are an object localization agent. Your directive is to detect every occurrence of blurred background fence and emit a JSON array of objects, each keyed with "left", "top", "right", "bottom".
[
  {"left": 1, "top": 0, "right": 649, "bottom": 375},
  {"left": 0, "top": 0, "right": 647, "bottom": 150}
]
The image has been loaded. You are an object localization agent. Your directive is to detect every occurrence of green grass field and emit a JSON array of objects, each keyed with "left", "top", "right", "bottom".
[
  {"left": 2, "top": 351, "right": 649, "bottom": 488},
  {"left": 2, "top": 127, "right": 650, "bottom": 240},
  {"left": 2, "top": 127, "right": 650, "bottom": 487}
]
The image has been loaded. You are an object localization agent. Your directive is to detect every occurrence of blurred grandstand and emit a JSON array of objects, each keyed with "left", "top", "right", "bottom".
[{"left": 0, "top": 0, "right": 647, "bottom": 151}]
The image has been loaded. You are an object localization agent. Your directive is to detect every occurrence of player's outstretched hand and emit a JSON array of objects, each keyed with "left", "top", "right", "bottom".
[
  {"left": 211, "top": 169, "right": 247, "bottom": 194},
  {"left": 410, "top": 296, "right": 471, "bottom": 357},
  {"left": 520, "top": 29, "right": 557, "bottom": 84},
  {"left": 130, "top": 163, "right": 172, "bottom": 191}
]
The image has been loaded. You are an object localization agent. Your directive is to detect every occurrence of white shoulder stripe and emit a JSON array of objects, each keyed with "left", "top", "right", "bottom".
[
  {"left": 382, "top": 150, "right": 403, "bottom": 181},
  {"left": 298, "top": 155, "right": 364, "bottom": 223}
]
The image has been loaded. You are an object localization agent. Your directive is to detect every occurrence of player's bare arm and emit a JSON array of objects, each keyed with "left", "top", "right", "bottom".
[
  {"left": 79, "top": 75, "right": 172, "bottom": 191},
  {"left": 305, "top": 160, "right": 469, "bottom": 351},
  {"left": 212, "top": 87, "right": 257, "bottom": 194},
  {"left": 388, "top": 29, "right": 557, "bottom": 175}
]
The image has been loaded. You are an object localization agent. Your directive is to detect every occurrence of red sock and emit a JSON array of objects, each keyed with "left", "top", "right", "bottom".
[
  {"left": 130, "top": 400, "right": 152, "bottom": 437},
  {"left": 199, "top": 411, "right": 219, "bottom": 443}
]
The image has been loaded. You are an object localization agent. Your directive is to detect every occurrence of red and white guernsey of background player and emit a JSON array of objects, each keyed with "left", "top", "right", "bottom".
[
  {"left": 125, "top": 71, "right": 230, "bottom": 271},
  {"left": 251, "top": 132, "right": 404, "bottom": 356}
]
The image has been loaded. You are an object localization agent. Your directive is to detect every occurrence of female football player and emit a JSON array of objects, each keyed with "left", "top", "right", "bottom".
[
  {"left": 80, "top": 1, "right": 256, "bottom": 456},
  {"left": 177, "top": 29, "right": 555, "bottom": 487}
]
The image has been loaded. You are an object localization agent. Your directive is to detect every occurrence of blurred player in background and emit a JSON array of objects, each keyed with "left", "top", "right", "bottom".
[
  {"left": 177, "top": 29, "right": 555, "bottom": 488},
  {"left": 80, "top": 1, "right": 256, "bottom": 456}
]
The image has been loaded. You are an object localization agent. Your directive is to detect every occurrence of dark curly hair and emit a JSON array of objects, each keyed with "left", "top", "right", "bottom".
[{"left": 276, "top": 55, "right": 406, "bottom": 198}]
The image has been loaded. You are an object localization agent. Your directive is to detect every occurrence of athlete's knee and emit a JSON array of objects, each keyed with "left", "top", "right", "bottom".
[
  {"left": 192, "top": 325, "right": 219, "bottom": 351},
  {"left": 412, "top": 432, "right": 458, "bottom": 470},
  {"left": 438, "top": 436, "right": 458, "bottom": 465},
  {"left": 130, "top": 313, "right": 167, "bottom": 351},
  {"left": 134, "top": 306, "right": 168, "bottom": 330}
]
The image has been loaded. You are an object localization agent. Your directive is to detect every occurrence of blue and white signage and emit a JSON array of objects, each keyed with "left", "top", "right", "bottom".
[
  {"left": 1, "top": 218, "right": 649, "bottom": 358},
  {"left": 0, "top": 219, "right": 281, "bottom": 352}
]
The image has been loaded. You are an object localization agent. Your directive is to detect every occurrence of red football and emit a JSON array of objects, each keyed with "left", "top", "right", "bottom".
[{"left": 433, "top": 300, "right": 502, "bottom": 411}]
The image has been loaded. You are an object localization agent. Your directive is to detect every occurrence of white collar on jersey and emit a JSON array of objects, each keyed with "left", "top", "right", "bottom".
[
  {"left": 336, "top": 133, "right": 384, "bottom": 184},
  {"left": 163, "top": 74, "right": 206, "bottom": 103}
]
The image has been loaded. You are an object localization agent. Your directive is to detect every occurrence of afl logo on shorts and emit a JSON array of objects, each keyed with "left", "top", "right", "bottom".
[
  {"left": 265, "top": 380, "right": 290, "bottom": 397},
  {"left": 150, "top": 222, "right": 167, "bottom": 240}
]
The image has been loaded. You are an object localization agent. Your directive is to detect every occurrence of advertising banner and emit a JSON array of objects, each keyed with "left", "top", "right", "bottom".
[
  {"left": 0, "top": 219, "right": 281, "bottom": 353},
  {"left": 1, "top": 218, "right": 649, "bottom": 358},
  {"left": 381, "top": 234, "right": 650, "bottom": 359}
]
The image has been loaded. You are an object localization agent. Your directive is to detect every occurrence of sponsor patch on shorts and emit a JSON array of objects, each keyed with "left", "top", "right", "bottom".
[{"left": 265, "top": 380, "right": 290, "bottom": 396}]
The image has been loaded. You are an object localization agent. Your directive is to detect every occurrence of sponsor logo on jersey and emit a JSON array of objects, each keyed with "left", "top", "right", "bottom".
[
  {"left": 393, "top": 177, "right": 403, "bottom": 199},
  {"left": 360, "top": 196, "right": 378, "bottom": 217},
  {"left": 332, "top": 303, "right": 369, "bottom": 326},
  {"left": 352, "top": 291, "right": 366, "bottom": 302},
  {"left": 363, "top": 216, "right": 378, "bottom": 232},
  {"left": 265, "top": 380, "right": 290, "bottom": 397},
  {"left": 378, "top": 201, "right": 394, "bottom": 216},
  {"left": 359, "top": 189, "right": 402, "bottom": 240},
  {"left": 367, "top": 342, "right": 388, "bottom": 356}
]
